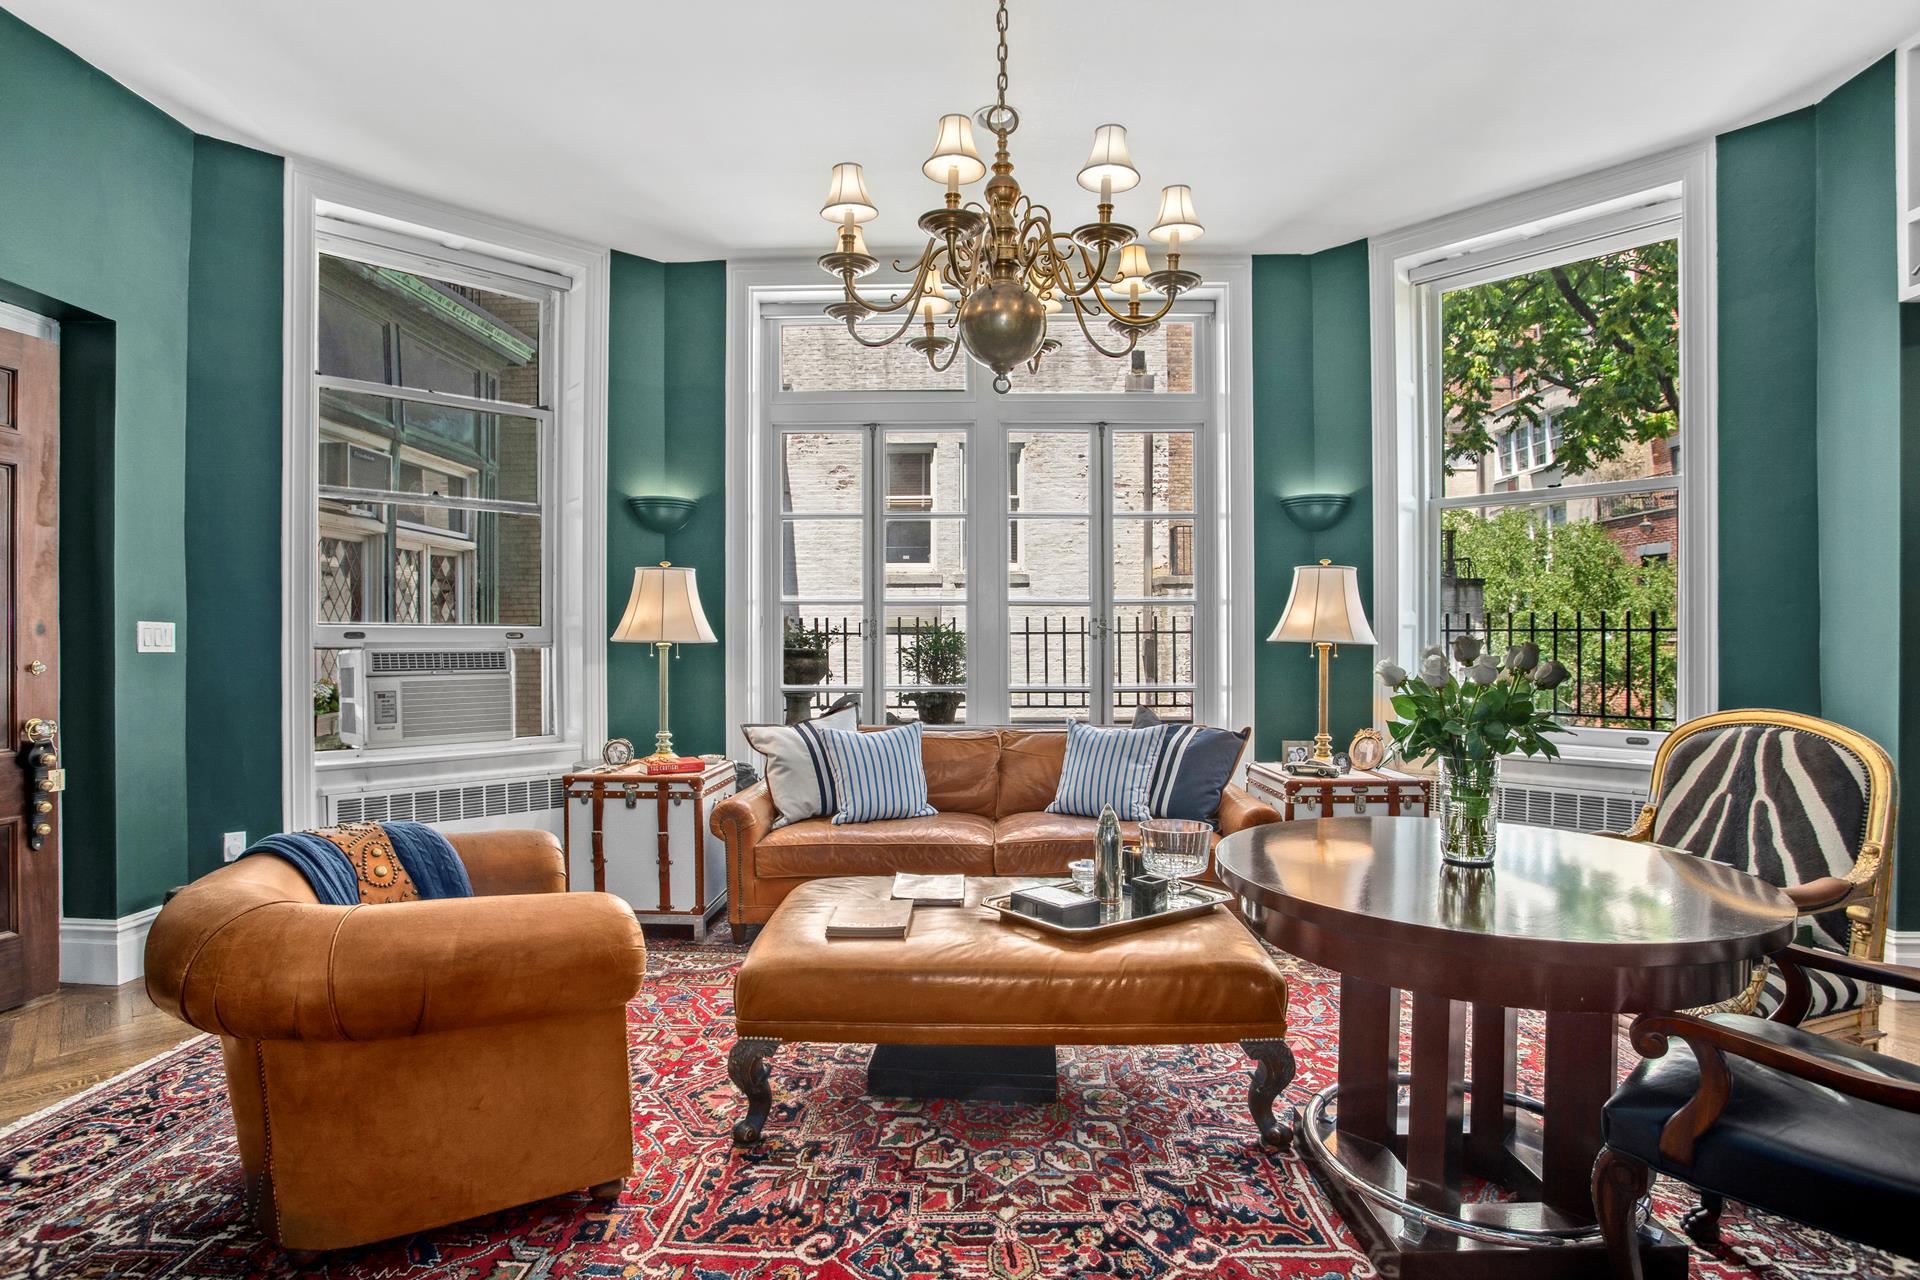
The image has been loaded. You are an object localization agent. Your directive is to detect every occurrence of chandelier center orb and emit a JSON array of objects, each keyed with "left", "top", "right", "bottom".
[
  {"left": 813, "top": 0, "right": 1205, "bottom": 393},
  {"left": 960, "top": 280, "right": 1046, "bottom": 382}
]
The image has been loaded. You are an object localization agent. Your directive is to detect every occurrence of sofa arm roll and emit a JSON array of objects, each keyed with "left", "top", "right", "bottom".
[
  {"left": 1217, "top": 784, "right": 1281, "bottom": 834},
  {"left": 449, "top": 828, "right": 568, "bottom": 896},
  {"left": 711, "top": 781, "right": 776, "bottom": 849},
  {"left": 152, "top": 890, "right": 645, "bottom": 1042}
]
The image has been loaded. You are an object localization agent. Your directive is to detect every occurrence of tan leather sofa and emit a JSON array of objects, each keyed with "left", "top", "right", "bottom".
[
  {"left": 712, "top": 726, "right": 1280, "bottom": 938},
  {"left": 145, "top": 829, "right": 646, "bottom": 1257}
]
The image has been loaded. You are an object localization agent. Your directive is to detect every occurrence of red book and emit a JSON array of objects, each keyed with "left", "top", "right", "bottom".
[{"left": 643, "top": 757, "right": 708, "bottom": 776}]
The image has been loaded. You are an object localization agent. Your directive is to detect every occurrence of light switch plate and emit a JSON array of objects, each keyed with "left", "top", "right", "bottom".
[
  {"left": 136, "top": 621, "right": 176, "bottom": 653},
  {"left": 222, "top": 831, "right": 247, "bottom": 862}
]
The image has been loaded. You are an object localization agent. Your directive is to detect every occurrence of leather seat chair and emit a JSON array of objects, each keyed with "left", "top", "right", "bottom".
[
  {"left": 145, "top": 829, "right": 646, "bottom": 1257},
  {"left": 1592, "top": 946, "right": 1920, "bottom": 1277}
]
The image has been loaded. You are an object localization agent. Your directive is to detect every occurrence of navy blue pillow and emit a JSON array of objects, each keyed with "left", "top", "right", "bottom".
[{"left": 1132, "top": 707, "right": 1251, "bottom": 821}]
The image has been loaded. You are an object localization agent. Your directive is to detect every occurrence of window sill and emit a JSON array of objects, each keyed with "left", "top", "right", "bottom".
[{"left": 314, "top": 736, "right": 584, "bottom": 774}]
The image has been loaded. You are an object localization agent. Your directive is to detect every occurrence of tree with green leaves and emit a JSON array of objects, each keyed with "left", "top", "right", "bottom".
[
  {"left": 1442, "top": 241, "right": 1679, "bottom": 476},
  {"left": 1444, "top": 507, "right": 1678, "bottom": 727}
]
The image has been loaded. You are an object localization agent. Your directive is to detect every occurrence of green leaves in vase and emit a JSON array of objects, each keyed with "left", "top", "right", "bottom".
[{"left": 1376, "top": 635, "right": 1566, "bottom": 772}]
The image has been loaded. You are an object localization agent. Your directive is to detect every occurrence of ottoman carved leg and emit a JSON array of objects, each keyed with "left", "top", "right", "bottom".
[
  {"left": 728, "top": 1037, "right": 781, "bottom": 1145},
  {"left": 1242, "top": 1037, "right": 1297, "bottom": 1149}
]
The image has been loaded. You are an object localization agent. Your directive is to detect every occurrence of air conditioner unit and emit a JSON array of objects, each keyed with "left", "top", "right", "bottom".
[{"left": 337, "top": 649, "right": 515, "bottom": 749}]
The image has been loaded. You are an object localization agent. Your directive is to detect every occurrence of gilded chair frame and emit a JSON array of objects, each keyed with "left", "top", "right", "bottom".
[{"left": 1607, "top": 708, "right": 1899, "bottom": 1044}]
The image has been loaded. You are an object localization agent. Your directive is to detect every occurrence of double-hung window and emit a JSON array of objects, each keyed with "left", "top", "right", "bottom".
[{"left": 1373, "top": 148, "right": 1716, "bottom": 756}]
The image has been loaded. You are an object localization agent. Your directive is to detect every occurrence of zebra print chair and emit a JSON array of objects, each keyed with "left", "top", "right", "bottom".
[{"left": 1607, "top": 709, "right": 1897, "bottom": 1046}]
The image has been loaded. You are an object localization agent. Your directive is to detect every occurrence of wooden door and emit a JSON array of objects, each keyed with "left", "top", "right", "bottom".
[{"left": 0, "top": 328, "right": 60, "bottom": 1011}]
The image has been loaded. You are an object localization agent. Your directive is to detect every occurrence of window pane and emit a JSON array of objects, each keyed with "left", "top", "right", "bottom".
[
  {"left": 1440, "top": 498, "right": 1678, "bottom": 730},
  {"left": 319, "top": 387, "right": 541, "bottom": 510},
  {"left": 1111, "top": 431, "right": 1196, "bottom": 512},
  {"left": 778, "top": 320, "right": 967, "bottom": 392},
  {"left": 1439, "top": 239, "right": 1678, "bottom": 499},
  {"left": 1112, "top": 603, "right": 1194, "bottom": 723},
  {"left": 884, "top": 606, "right": 967, "bottom": 725},
  {"left": 1008, "top": 520, "right": 1088, "bottom": 598},
  {"left": 884, "top": 430, "right": 965, "bottom": 513},
  {"left": 781, "top": 609, "right": 865, "bottom": 715},
  {"left": 781, "top": 431, "right": 864, "bottom": 514},
  {"left": 885, "top": 516, "right": 965, "bottom": 588},
  {"left": 1011, "top": 320, "right": 1195, "bottom": 393},
  {"left": 319, "top": 254, "right": 541, "bottom": 405},
  {"left": 781, "top": 519, "right": 864, "bottom": 600},
  {"left": 1112, "top": 518, "right": 1195, "bottom": 600},
  {"left": 315, "top": 505, "right": 540, "bottom": 626},
  {"left": 1008, "top": 431, "right": 1090, "bottom": 513},
  {"left": 1008, "top": 606, "right": 1090, "bottom": 722}
]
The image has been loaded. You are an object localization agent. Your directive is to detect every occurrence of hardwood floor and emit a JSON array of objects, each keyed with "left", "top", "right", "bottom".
[
  {"left": 0, "top": 982, "right": 1913, "bottom": 1134},
  {"left": 0, "top": 981, "right": 199, "bottom": 1128}
]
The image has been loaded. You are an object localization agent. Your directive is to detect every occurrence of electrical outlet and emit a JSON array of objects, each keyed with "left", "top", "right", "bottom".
[
  {"left": 137, "top": 621, "right": 176, "bottom": 653},
  {"left": 222, "top": 831, "right": 247, "bottom": 862}
]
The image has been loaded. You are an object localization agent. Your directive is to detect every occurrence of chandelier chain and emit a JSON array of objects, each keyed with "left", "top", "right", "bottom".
[{"left": 994, "top": 0, "right": 1009, "bottom": 111}]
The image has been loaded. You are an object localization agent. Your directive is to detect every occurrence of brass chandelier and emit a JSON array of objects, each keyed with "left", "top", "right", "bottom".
[{"left": 815, "top": 0, "right": 1205, "bottom": 393}]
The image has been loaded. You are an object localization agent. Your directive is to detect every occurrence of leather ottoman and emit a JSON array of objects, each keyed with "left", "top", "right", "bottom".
[{"left": 728, "top": 875, "right": 1294, "bottom": 1145}]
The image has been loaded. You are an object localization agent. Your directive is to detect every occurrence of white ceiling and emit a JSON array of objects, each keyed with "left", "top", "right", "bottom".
[{"left": 14, "top": 1, "right": 1920, "bottom": 261}]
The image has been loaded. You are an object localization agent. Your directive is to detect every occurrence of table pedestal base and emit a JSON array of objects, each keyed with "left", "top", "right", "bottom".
[{"left": 1295, "top": 1087, "right": 1688, "bottom": 1280}]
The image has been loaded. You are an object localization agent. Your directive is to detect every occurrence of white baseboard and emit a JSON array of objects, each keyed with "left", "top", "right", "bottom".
[
  {"left": 1888, "top": 930, "right": 1919, "bottom": 1000},
  {"left": 59, "top": 906, "right": 162, "bottom": 987}
]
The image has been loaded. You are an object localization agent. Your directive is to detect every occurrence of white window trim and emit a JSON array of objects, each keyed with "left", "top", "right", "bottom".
[
  {"left": 725, "top": 255, "right": 1255, "bottom": 738},
  {"left": 1368, "top": 145, "right": 1718, "bottom": 776},
  {"left": 281, "top": 159, "right": 609, "bottom": 827}
]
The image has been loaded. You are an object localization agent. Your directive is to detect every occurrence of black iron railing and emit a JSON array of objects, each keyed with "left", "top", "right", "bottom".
[
  {"left": 1440, "top": 610, "right": 1677, "bottom": 730},
  {"left": 786, "top": 612, "right": 1193, "bottom": 720}
]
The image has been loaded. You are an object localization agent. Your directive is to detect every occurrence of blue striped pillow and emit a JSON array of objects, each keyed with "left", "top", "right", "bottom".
[
  {"left": 1046, "top": 720, "right": 1164, "bottom": 819},
  {"left": 818, "top": 722, "right": 939, "bottom": 824}
]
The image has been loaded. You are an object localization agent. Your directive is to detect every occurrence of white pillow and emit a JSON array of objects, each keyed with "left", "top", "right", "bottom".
[
  {"left": 741, "top": 705, "right": 859, "bottom": 828},
  {"left": 1046, "top": 719, "right": 1164, "bottom": 820}
]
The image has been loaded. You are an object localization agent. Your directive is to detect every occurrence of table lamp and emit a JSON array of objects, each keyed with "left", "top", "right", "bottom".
[
  {"left": 1268, "top": 559, "right": 1376, "bottom": 770},
  {"left": 611, "top": 561, "right": 717, "bottom": 761}
]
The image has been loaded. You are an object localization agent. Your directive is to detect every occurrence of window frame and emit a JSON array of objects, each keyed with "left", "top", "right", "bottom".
[
  {"left": 736, "top": 276, "right": 1243, "bottom": 732},
  {"left": 1369, "top": 145, "right": 1717, "bottom": 770},
  {"left": 281, "top": 162, "right": 609, "bottom": 826}
]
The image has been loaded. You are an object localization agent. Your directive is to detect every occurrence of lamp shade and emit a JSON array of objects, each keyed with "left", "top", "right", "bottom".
[
  {"left": 611, "top": 562, "right": 717, "bottom": 645},
  {"left": 916, "top": 271, "right": 953, "bottom": 318},
  {"left": 1148, "top": 184, "right": 1205, "bottom": 245},
  {"left": 1112, "top": 243, "right": 1153, "bottom": 284},
  {"left": 1268, "top": 560, "right": 1377, "bottom": 646},
  {"left": 1076, "top": 123, "right": 1141, "bottom": 195},
  {"left": 820, "top": 162, "right": 878, "bottom": 224},
  {"left": 923, "top": 113, "right": 987, "bottom": 185}
]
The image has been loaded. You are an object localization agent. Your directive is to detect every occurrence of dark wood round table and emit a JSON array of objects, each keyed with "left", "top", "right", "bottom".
[{"left": 1216, "top": 816, "right": 1795, "bottom": 1279}]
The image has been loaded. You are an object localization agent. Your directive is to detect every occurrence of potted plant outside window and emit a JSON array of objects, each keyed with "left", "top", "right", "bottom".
[
  {"left": 783, "top": 619, "right": 832, "bottom": 688},
  {"left": 313, "top": 679, "right": 340, "bottom": 742},
  {"left": 900, "top": 619, "right": 966, "bottom": 725}
]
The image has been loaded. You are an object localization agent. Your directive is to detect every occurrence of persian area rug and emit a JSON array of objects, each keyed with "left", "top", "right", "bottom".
[{"left": 0, "top": 930, "right": 1910, "bottom": 1279}]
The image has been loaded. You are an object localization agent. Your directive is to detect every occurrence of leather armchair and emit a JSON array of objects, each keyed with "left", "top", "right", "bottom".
[
  {"left": 146, "top": 829, "right": 646, "bottom": 1257},
  {"left": 1592, "top": 945, "right": 1920, "bottom": 1276}
]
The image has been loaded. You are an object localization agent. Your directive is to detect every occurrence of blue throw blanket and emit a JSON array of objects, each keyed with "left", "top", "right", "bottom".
[{"left": 245, "top": 822, "right": 473, "bottom": 905}]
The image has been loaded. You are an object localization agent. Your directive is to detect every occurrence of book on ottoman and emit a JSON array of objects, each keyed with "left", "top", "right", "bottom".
[{"left": 825, "top": 899, "right": 914, "bottom": 938}]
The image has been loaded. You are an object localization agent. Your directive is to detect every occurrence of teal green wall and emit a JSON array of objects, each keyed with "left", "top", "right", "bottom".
[
  {"left": 1811, "top": 58, "right": 1902, "bottom": 768},
  {"left": 1715, "top": 108, "right": 1824, "bottom": 713},
  {"left": 0, "top": 8, "right": 195, "bottom": 918},
  {"left": 606, "top": 254, "right": 728, "bottom": 757},
  {"left": 184, "top": 138, "right": 285, "bottom": 881},
  {"left": 1250, "top": 241, "right": 1375, "bottom": 758}
]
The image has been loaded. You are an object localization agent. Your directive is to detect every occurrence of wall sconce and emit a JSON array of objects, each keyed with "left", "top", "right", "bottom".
[
  {"left": 1277, "top": 492, "right": 1351, "bottom": 532},
  {"left": 627, "top": 495, "right": 698, "bottom": 535}
]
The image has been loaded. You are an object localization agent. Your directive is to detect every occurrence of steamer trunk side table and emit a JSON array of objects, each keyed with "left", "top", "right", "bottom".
[
  {"left": 563, "top": 760, "right": 736, "bottom": 938},
  {"left": 1216, "top": 816, "right": 1796, "bottom": 1280},
  {"left": 1245, "top": 762, "right": 1430, "bottom": 821}
]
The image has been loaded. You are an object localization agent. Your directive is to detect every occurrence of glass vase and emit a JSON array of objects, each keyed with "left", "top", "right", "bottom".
[{"left": 1436, "top": 756, "right": 1501, "bottom": 867}]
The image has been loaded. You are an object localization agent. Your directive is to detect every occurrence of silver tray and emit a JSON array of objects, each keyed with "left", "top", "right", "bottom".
[{"left": 982, "top": 881, "right": 1231, "bottom": 939}]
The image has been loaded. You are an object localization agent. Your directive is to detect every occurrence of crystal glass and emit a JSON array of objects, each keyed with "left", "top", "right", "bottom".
[
  {"left": 1140, "top": 818, "right": 1212, "bottom": 901},
  {"left": 1436, "top": 755, "right": 1502, "bottom": 867},
  {"left": 1068, "top": 858, "right": 1095, "bottom": 894}
]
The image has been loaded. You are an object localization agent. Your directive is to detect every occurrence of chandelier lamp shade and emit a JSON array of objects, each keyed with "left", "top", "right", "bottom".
[
  {"left": 611, "top": 562, "right": 717, "bottom": 761},
  {"left": 814, "top": 0, "right": 1206, "bottom": 393}
]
